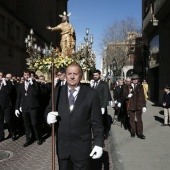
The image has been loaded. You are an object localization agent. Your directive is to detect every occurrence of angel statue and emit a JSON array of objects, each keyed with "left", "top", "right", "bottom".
[{"left": 47, "top": 11, "right": 76, "bottom": 55}]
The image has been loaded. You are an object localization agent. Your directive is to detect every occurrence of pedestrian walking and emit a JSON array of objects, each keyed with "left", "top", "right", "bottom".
[
  {"left": 142, "top": 79, "right": 149, "bottom": 100},
  {"left": 161, "top": 85, "right": 170, "bottom": 126}
]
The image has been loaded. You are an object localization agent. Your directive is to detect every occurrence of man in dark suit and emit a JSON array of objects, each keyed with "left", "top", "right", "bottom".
[
  {"left": 0, "top": 71, "right": 17, "bottom": 142},
  {"left": 123, "top": 74, "right": 146, "bottom": 139},
  {"left": 46, "top": 64, "right": 104, "bottom": 170},
  {"left": 15, "top": 70, "right": 42, "bottom": 147},
  {"left": 91, "top": 70, "right": 111, "bottom": 139},
  {"left": 114, "top": 79, "right": 125, "bottom": 124}
]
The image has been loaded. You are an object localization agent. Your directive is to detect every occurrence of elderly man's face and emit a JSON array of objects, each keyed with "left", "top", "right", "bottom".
[{"left": 66, "top": 65, "right": 82, "bottom": 88}]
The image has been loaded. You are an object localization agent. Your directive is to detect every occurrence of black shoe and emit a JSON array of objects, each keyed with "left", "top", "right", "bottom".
[
  {"left": 131, "top": 133, "right": 135, "bottom": 137},
  {"left": 37, "top": 139, "right": 43, "bottom": 145},
  {"left": 161, "top": 124, "right": 168, "bottom": 126},
  {"left": 23, "top": 140, "right": 32, "bottom": 147},
  {"left": 138, "top": 134, "right": 146, "bottom": 139},
  {"left": 12, "top": 134, "right": 18, "bottom": 141},
  {"left": 0, "top": 137, "right": 5, "bottom": 142}
]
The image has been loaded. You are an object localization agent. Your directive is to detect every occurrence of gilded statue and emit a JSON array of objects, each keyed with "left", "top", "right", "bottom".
[{"left": 47, "top": 11, "right": 76, "bottom": 54}]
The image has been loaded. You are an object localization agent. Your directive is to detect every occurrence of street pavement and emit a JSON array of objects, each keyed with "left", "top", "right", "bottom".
[
  {"left": 109, "top": 100, "right": 170, "bottom": 170},
  {"left": 0, "top": 100, "right": 169, "bottom": 170},
  {"left": 0, "top": 124, "right": 113, "bottom": 170}
]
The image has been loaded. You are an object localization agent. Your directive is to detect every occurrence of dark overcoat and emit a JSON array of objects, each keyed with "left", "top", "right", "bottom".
[{"left": 124, "top": 83, "right": 146, "bottom": 111}]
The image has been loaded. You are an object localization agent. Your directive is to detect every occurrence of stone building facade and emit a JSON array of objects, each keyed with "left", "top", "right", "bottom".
[
  {"left": 142, "top": 0, "right": 170, "bottom": 103},
  {"left": 0, "top": 0, "right": 68, "bottom": 75}
]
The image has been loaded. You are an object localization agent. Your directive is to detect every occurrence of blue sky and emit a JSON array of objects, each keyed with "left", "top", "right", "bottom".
[{"left": 68, "top": 0, "right": 142, "bottom": 69}]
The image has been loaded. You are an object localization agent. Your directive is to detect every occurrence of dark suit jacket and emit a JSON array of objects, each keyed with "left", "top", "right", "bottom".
[
  {"left": 123, "top": 83, "right": 146, "bottom": 111},
  {"left": 162, "top": 92, "right": 170, "bottom": 108},
  {"left": 95, "top": 80, "right": 110, "bottom": 108},
  {"left": 45, "top": 83, "right": 104, "bottom": 160},
  {"left": 0, "top": 81, "right": 13, "bottom": 109},
  {"left": 114, "top": 85, "right": 124, "bottom": 104},
  {"left": 15, "top": 81, "right": 39, "bottom": 110}
]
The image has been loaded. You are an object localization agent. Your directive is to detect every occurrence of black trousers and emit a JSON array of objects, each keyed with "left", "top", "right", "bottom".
[
  {"left": 22, "top": 108, "right": 40, "bottom": 141},
  {"left": 0, "top": 107, "right": 16, "bottom": 139},
  {"left": 59, "top": 157, "right": 91, "bottom": 170}
]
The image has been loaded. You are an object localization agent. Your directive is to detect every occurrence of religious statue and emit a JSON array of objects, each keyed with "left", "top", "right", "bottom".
[{"left": 47, "top": 11, "right": 76, "bottom": 55}]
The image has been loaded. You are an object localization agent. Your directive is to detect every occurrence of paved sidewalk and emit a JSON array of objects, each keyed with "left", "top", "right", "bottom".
[
  {"left": 108, "top": 100, "right": 170, "bottom": 170},
  {"left": 0, "top": 127, "right": 113, "bottom": 170}
]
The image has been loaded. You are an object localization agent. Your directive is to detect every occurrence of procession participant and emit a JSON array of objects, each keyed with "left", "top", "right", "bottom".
[
  {"left": 124, "top": 74, "right": 146, "bottom": 139},
  {"left": 114, "top": 79, "right": 124, "bottom": 122},
  {"left": 56, "top": 67, "right": 66, "bottom": 87},
  {"left": 46, "top": 64, "right": 104, "bottom": 170},
  {"left": 15, "top": 70, "right": 42, "bottom": 147},
  {"left": 0, "top": 71, "right": 17, "bottom": 142},
  {"left": 91, "top": 69, "right": 111, "bottom": 139}
]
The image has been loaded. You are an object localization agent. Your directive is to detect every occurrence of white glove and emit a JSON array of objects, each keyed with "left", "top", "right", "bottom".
[
  {"left": 15, "top": 110, "right": 20, "bottom": 117},
  {"left": 117, "top": 103, "right": 121, "bottom": 107},
  {"left": 128, "top": 93, "right": 133, "bottom": 98},
  {"left": 109, "top": 101, "right": 113, "bottom": 107},
  {"left": 114, "top": 100, "right": 117, "bottom": 104},
  {"left": 47, "top": 111, "right": 58, "bottom": 125},
  {"left": 28, "top": 78, "right": 33, "bottom": 85},
  {"left": 19, "top": 107, "right": 22, "bottom": 112},
  {"left": 90, "top": 80, "right": 94, "bottom": 87},
  {"left": 101, "top": 108, "right": 105, "bottom": 115},
  {"left": 2, "top": 78, "right": 7, "bottom": 86},
  {"left": 90, "top": 146, "right": 103, "bottom": 159},
  {"left": 54, "top": 78, "right": 59, "bottom": 86},
  {"left": 142, "top": 107, "right": 146, "bottom": 113}
]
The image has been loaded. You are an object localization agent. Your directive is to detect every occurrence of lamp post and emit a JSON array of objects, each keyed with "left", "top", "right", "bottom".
[{"left": 76, "top": 28, "right": 96, "bottom": 82}]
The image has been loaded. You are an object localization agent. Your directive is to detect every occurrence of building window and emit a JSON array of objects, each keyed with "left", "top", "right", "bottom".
[
  {"left": 0, "top": 14, "right": 5, "bottom": 32},
  {"left": 7, "top": 19, "right": 15, "bottom": 40}
]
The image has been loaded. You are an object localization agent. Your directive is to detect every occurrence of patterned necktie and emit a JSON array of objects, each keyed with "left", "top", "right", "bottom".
[
  {"left": 94, "top": 81, "right": 98, "bottom": 89},
  {"left": 69, "top": 89, "right": 76, "bottom": 110}
]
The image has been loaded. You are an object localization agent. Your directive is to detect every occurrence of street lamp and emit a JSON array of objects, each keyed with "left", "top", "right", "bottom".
[{"left": 75, "top": 28, "right": 96, "bottom": 81}]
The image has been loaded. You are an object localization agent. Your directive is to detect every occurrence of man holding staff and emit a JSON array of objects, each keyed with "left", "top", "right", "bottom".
[{"left": 46, "top": 63, "right": 104, "bottom": 170}]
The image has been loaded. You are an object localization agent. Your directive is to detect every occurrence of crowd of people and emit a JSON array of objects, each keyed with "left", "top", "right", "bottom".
[
  {"left": 2, "top": 62, "right": 170, "bottom": 169},
  {"left": 112, "top": 74, "right": 147, "bottom": 139}
]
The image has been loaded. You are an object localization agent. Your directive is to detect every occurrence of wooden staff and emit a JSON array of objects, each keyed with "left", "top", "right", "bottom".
[{"left": 51, "top": 50, "right": 55, "bottom": 170}]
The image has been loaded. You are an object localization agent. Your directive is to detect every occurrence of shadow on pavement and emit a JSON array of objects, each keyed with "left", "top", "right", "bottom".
[
  {"left": 91, "top": 151, "right": 110, "bottom": 170},
  {"left": 154, "top": 116, "right": 164, "bottom": 124}
]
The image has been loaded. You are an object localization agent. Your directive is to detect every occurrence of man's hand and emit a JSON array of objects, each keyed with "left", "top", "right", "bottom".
[
  {"left": 28, "top": 78, "right": 33, "bottom": 85},
  {"left": 142, "top": 107, "right": 146, "bottom": 113},
  {"left": 2, "top": 78, "right": 7, "bottom": 86},
  {"left": 90, "top": 146, "right": 103, "bottom": 159},
  {"left": 101, "top": 108, "right": 105, "bottom": 115},
  {"left": 90, "top": 80, "right": 94, "bottom": 88},
  {"left": 46, "top": 26, "right": 53, "bottom": 31},
  {"left": 117, "top": 103, "right": 121, "bottom": 108},
  {"left": 19, "top": 107, "right": 22, "bottom": 112},
  {"left": 128, "top": 93, "right": 133, "bottom": 98},
  {"left": 114, "top": 100, "right": 117, "bottom": 104},
  {"left": 15, "top": 110, "right": 20, "bottom": 117},
  {"left": 47, "top": 112, "right": 58, "bottom": 125}
]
